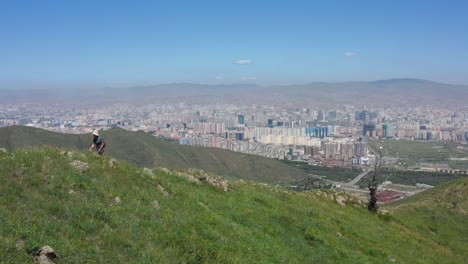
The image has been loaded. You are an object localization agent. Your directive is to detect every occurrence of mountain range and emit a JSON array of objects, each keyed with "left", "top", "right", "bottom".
[{"left": 2, "top": 79, "right": 467, "bottom": 106}]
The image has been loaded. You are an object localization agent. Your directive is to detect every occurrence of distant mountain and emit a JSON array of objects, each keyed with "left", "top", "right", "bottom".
[
  {"left": 267, "top": 78, "right": 468, "bottom": 106},
  {"left": 1, "top": 79, "right": 466, "bottom": 106},
  {"left": 0, "top": 126, "right": 308, "bottom": 184},
  {"left": 369, "top": 78, "right": 440, "bottom": 86}
]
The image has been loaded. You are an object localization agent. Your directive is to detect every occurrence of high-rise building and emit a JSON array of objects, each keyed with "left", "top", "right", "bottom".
[
  {"left": 356, "top": 111, "right": 366, "bottom": 121},
  {"left": 305, "top": 127, "right": 328, "bottom": 138},
  {"left": 382, "top": 124, "right": 395, "bottom": 138},
  {"left": 427, "top": 132, "right": 433, "bottom": 140},
  {"left": 356, "top": 111, "right": 377, "bottom": 122},
  {"left": 354, "top": 141, "right": 368, "bottom": 157},
  {"left": 304, "top": 146, "right": 320, "bottom": 156},
  {"left": 267, "top": 119, "right": 274, "bottom": 127},
  {"left": 317, "top": 110, "right": 325, "bottom": 121},
  {"left": 363, "top": 124, "right": 376, "bottom": 137},
  {"left": 179, "top": 137, "right": 189, "bottom": 145},
  {"left": 236, "top": 132, "right": 244, "bottom": 141},
  {"left": 238, "top": 115, "right": 245, "bottom": 125},
  {"left": 386, "top": 124, "right": 395, "bottom": 138}
]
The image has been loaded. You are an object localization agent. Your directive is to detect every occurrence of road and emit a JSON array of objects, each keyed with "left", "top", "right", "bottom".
[
  {"left": 347, "top": 169, "right": 373, "bottom": 185},
  {"left": 345, "top": 140, "right": 381, "bottom": 186}
]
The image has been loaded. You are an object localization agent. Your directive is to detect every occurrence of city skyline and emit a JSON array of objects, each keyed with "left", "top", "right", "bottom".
[
  {"left": 2, "top": 99, "right": 467, "bottom": 169},
  {"left": 1, "top": 0, "right": 468, "bottom": 89}
]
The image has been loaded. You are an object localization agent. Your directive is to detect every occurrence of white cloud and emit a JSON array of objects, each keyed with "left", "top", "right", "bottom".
[
  {"left": 241, "top": 76, "right": 257, "bottom": 81},
  {"left": 345, "top": 51, "right": 358, "bottom": 57},
  {"left": 235, "top": 59, "right": 252, "bottom": 65}
]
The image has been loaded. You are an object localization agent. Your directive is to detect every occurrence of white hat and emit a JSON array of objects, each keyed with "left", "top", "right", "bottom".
[{"left": 92, "top": 130, "right": 99, "bottom": 136}]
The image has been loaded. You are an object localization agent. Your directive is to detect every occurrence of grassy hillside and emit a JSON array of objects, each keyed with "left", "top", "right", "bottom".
[
  {"left": 387, "top": 178, "right": 468, "bottom": 259},
  {"left": 0, "top": 125, "right": 90, "bottom": 150},
  {"left": 0, "top": 126, "right": 308, "bottom": 184},
  {"left": 0, "top": 148, "right": 466, "bottom": 263}
]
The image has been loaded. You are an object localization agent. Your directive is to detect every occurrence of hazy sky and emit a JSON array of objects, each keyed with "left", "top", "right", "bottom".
[{"left": 1, "top": 0, "right": 467, "bottom": 88}]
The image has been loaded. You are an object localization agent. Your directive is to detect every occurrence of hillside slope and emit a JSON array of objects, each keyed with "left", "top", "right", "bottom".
[
  {"left": 387, "top": 178, "right": 468, "bottom": 259},
  {"left": 0, "top": 148, "right": 465, "bottom": 263},
  {"left": 0, "top": 126, "right": 308, "bottom": 184}
]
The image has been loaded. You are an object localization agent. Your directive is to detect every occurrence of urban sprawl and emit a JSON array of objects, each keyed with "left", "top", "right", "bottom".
[{"left": 1, "top": 103, "right": 467, "bottom": 168}]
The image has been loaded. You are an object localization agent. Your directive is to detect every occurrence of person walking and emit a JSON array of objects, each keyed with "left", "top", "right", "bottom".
[{"left": 89, "top": 130, "right": 105, "bottom": 155}]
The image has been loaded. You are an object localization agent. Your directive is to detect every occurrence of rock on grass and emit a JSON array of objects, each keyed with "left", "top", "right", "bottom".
[
  {"left": 70, "top": 160, "right": 89, "bottom": 172},
  {"left": 34, "top": 245, "right": 57, "bottom": 264}
]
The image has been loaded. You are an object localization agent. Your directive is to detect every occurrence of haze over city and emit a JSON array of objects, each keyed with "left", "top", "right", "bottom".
[{"left": 1, "top": 0, "right": 468, "bottom": 89}]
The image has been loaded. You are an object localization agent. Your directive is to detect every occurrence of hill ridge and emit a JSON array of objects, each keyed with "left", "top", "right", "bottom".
[{"left": 0, "top": 125, "right": 309, "bottom": 184}]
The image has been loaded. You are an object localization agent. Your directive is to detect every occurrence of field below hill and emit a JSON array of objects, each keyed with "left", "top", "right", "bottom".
[
  {"left": 0, "top": 148, "right": 466, "bottom": 263},
  {"left": 369, "top": 140, "right": 468, "bottom": 170},
  {"left": 286, "top": 161, "right": 465, "bottom": 188}
]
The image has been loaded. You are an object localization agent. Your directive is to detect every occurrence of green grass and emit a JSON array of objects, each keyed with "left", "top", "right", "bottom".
[
  {"left": 378, "top": 169, "right": 465, "bottom": 186},
  {"left": 0, "top": 148, "right": 466, "bottom": 263},
  {"left": 369, "top": 140, "right": 468, "bottom": 169},
  {"left": 0, "top": 126, "right": 309, "bottom": 184},
  {"left": 285, "top": 161, "right": 465, "bottom": 188},
  {"left": 283, "top": 161, "right": 361, "bottom": 182},
  {"left": 386, "top": 178, "right": 468, "bottom": 259}
]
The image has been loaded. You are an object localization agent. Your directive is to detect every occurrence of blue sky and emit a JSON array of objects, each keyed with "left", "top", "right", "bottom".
[{"left": 1, "top": 0, "right": 467, "bottom": 88}]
